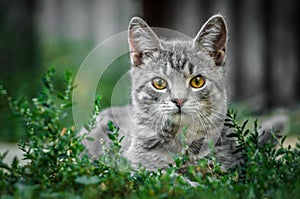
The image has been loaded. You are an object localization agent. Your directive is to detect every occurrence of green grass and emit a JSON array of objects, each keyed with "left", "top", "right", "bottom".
[{"left": 0, "top": 68, "right": 299, "bottom": 199}]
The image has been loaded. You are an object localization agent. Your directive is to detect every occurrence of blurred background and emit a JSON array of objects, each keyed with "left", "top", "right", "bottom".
[{"left": 0, "top": 0, "right": 300, "bottom": 142}]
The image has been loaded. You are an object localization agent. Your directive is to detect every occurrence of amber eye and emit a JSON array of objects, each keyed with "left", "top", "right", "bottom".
[
  {"left": 152, "top": 78, "right": 167, "bottom": 90},
  {"left": 190, "top": 75, "right": 205, "bottom": 89}
]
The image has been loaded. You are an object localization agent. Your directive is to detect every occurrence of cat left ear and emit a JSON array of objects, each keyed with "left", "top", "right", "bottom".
[
  {"left": 128, "top": 17, "right": 161, "bottom": 66},
  {"left": 193, "top": 15, "right": 227, "bottom": 66}
]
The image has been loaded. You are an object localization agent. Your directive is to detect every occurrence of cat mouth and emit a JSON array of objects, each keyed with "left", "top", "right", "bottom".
[
  {"left": 175, "top": 107, "right": 188, "bottom": 114},
  {"left": 167, "top": 107, "right": 190, "bottom": 118},
  {"left": 171, "top": 109, "right": 187, "bottom": 116},
  {"left": 170, "top": 108, "right": 181, "bottom": 115}
]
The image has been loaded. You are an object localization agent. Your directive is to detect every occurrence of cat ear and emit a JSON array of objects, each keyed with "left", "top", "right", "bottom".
[
  {"left": 128, "top": 17, "right": 161, "bottom": 66},
  {"left": 193, "top": 15, "right": 227, "bottom": 66}
]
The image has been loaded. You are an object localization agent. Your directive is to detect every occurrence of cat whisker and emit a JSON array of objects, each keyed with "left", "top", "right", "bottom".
[
  {"left": 202, "top": 111, "right": 224, "bottom": 145},
  {"left": 209, "top": 108, "right": 227, "bottom": 118},
  {"left": 196, "top": 112, "right": 210, "bottom": 132},
  {"left": 203, "top": 111, "right": 223, "bottom": 131}
]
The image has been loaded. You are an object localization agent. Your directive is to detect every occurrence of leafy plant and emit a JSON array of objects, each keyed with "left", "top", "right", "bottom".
[
  {"left": 224, "top": 110, "right": 300, "bottom": 198},
  {"left": 0, "top": 68, "right": 299, "bottom": 198}
]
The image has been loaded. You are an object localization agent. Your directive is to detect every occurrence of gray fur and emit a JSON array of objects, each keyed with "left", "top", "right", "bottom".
[{"left": 80, "top": 15, "right": 239, "bottom": 171}]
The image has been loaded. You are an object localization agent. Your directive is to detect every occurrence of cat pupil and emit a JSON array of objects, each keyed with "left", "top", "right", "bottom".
[
  {"left": 152, "top": 78, "right": 167, "bottom": 90},
  {"left": 157, "top": 79, "right": 163, "bottom": 86}
]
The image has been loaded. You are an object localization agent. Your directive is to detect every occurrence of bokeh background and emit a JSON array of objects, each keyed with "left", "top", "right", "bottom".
[{"left": 0, "top": 0, "right": 299, "bottom": 142}]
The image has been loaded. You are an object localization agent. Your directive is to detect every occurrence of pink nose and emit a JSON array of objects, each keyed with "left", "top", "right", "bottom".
[{"left": 171, "top": 98, "right": 187, "bottom": 108}]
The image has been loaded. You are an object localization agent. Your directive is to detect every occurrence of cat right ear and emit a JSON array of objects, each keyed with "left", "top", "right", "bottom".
[
  {"left": 193, "top": 15, "right": 227, "bottom": 66},
  {"left": 128, "top": 17, "right": 161, "bottom": 66}
]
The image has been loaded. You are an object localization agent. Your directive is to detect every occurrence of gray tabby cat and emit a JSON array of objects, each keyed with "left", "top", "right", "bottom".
[{"left": 80, "top": 15, "right": 282, "bottom": 171}]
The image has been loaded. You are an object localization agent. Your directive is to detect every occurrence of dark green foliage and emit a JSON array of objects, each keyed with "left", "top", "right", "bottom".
[
  {"left": 225, "top": 110, "right": 300, "bottom": 198},
  {"left": 0, "top": 69, "right": 299, "bottom": 198}
]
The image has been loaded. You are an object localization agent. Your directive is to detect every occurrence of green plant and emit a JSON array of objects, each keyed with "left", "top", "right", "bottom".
[
  {"left": 0, "top": 68, "right": 299, "bottom": 198},
  {"left": 224, "top": 110, "right": 300, "bottom": 198}
]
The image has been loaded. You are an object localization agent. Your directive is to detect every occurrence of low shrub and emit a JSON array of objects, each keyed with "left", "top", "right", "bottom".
[{"left": 0, "top": 68, "right": 299, "bottom": 198}]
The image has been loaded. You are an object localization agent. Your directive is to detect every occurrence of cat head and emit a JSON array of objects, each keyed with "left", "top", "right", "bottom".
[{"left": 128, "top": 15, "right": 228, "bottom": 134}]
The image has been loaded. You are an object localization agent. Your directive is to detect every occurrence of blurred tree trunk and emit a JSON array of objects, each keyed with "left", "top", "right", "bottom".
[
  {"left": 297, "top": 2, "right": 300, "bottom": 101},
  {"left": 264, "top": 0, "right": 298, "bottom": 108},
  {"left": 0, "top": 0, "right": 39, "bottom": 94},
  {"left": 0, "top": 0, "right": 39, "bottom": 141},
  {"left": 142, "top": 0, "right": 169, "bottom": 27},
  {"left": 230, "top": 0, "right": 243, "bottom": 100},
  {"left": 261, "top": 0, "right": 273, "bottom": 109}
]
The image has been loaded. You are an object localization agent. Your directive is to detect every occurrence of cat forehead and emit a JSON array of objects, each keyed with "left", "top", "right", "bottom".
[
  {"left": 152, "top": 43, "right": 214, "bottom": 75},
  {"left": 160, "top": 39, "right": 214, "bottom": 65},
  {"left": 140, "top": 54, "right": 213, "bottom": 82},
  {"left": 161, "top": 39, "right": 192, "bottom": 52}
]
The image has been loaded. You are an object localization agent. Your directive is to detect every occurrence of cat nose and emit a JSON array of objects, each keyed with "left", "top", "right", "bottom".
[{"left": 171, "top": 98, "right": 187, "bottom": 108}]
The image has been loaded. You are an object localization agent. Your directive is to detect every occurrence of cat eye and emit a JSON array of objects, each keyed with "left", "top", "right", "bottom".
[
  {"left": 190, "top": 75, "right": 205, "bottom": 89},
  {"left": 152, "top": 78, "right": 167, "bottom": 90}
]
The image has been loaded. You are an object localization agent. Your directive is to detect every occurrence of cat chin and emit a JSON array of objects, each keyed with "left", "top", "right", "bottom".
[
  {"left": 169, "top": 112, "right": 182, "bottom": 121},
  {"left": 167, "top": 112, "right": 217, "bottom": 132},
  {"left": 168, "top": 112, "right": 196, "bottom": 127}
]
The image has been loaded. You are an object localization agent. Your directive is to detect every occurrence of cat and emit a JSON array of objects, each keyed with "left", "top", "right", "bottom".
[{"left": 79, "top": 14, "right": 285, "bottom": 171}]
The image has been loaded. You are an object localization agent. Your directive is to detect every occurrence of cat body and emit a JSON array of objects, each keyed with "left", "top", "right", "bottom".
[{"left": 80, "top": 15, "right": 240, "bottom": 171}]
